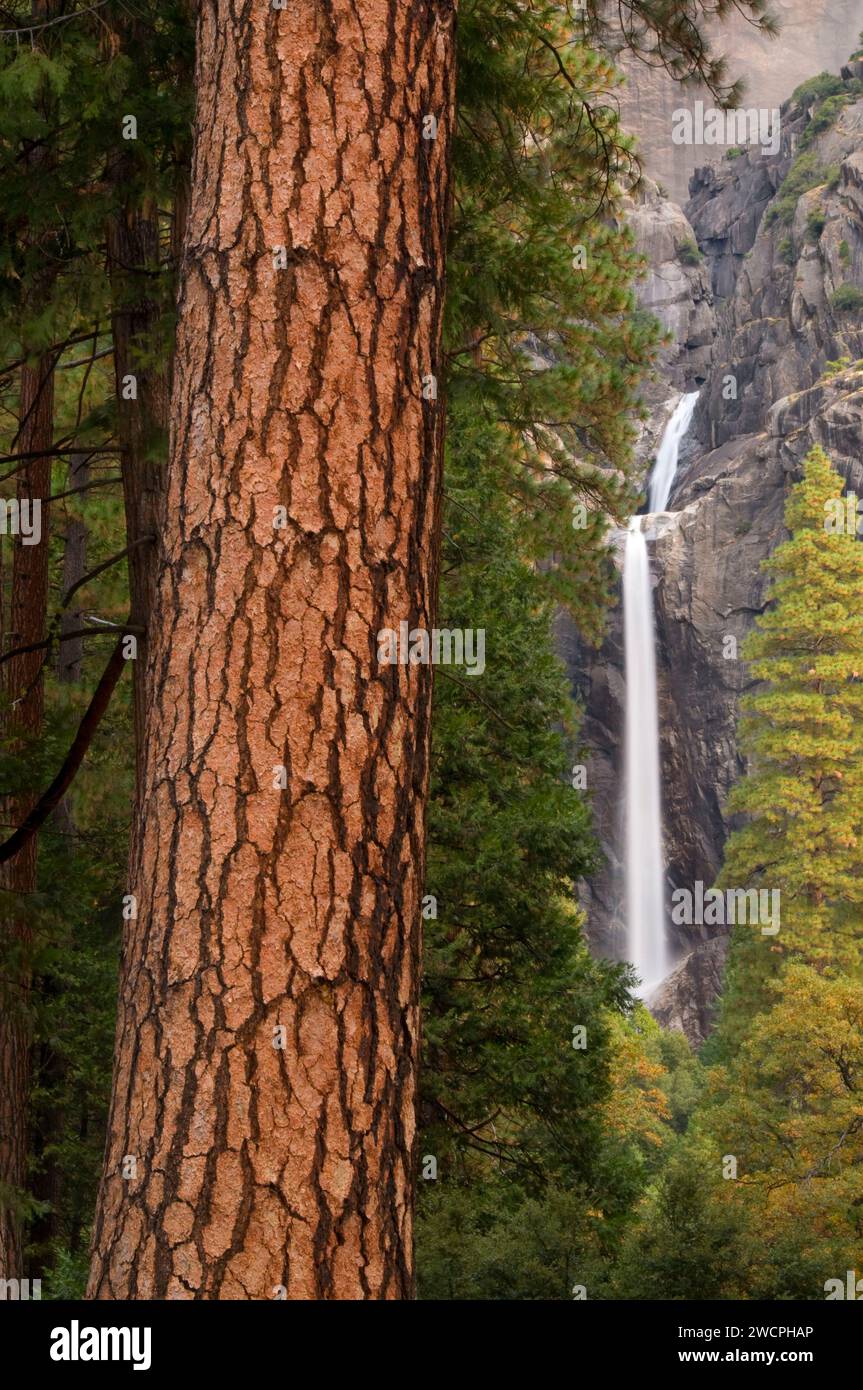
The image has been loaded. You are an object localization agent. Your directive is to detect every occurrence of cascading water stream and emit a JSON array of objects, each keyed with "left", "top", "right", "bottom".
[
  {"left": 648, "top": 391, "right": 700, "bottom": 513},
  {"left": 623, "top": 521, "right": 667, "bottom": 995},
  {"left": 623, "top": 391, "right": 699, "bottom": 996}
]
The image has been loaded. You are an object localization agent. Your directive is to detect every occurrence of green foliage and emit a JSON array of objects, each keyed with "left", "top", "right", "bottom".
[
  {"left": 800, "top": 93, "right": 851, "bottom": 150},
  {"left": 805, "top": 207, "right": 826, "bottom": 241},
  {"left": 448, "top": 0, "right": 661, "bottom": 640},
  {"left": 0, "top": 0, "right": 190, "bottom": 1279},
  {"left": 821, "top": 354, "right": 853, "bottom": 379},
  {"left": 422, "top": 404, "right": 625, "bottom": 1176},
  {"left": 418, "top": 1183, "right": 616, "bottom": 1300},
  {"left": 831, "top": 283, "right": 863, "bottom": 312},
  {"left": 696, "top": 966, "right": 863, "bottom": 1297},
  {"left": 416, "top": 1, "right": 678, "bottom": 1295},
  {"left": 39, "top": 1245, "right": 90, "bottom": 1300},
  {"left": 418, "top": 404, "right": 641, "bottom": 1223},
  {"left": 765, "top": 151, "right": 828, "bottom": 226},
  {"left": 0, "top": 2, "right": 191, "bottom": 367},
  {"left": 716, "top": 447, "right": 863, "bottom": 1040},
  {"left": 726, "top": 146, "right": 744, "bottom": 160},
  {"left": 677, "top": 237, "right": 703, "bottom": 266},
  {"left": 791, "top": 72, "right": 845, "bottom": 110},
  {"left": 613, "top": 1149, "right": 751, "bottom": 1300}
]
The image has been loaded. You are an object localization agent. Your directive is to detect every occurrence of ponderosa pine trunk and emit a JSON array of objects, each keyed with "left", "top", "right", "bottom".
[
  {"left": 0, "top": 356, "right": 54, "bottom": 1277},
  {"left": 89, "top": 0, "right": 456, "bottom": 1299}
]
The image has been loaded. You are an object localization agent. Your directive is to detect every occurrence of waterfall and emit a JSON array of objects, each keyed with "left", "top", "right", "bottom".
[
  {"left": 623, "top": 519, "right": 667, "bottom": 995},
  {"left": 648, "top": 391, "right": 700, "bottom": 514},
  {"left": 623, "top": 390, "right": 699, "bottom": 995}
]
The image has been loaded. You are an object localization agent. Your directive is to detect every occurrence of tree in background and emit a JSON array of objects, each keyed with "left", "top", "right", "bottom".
[
  {"left": 0, "top": 0, "right": 190, "bottom": 1280},
  {"left": 622, "top": 447, "right": 863, "bottom": 1302},
  {"left": 0, "top": 0, "right": 785, "bottom": 1297},
  {"left": 717, "top": 446, "right": 863, "bottom": 1038},
  {"left": 700, "top": 965, "right": 863, "bottom": 1297},
  {"left": 417, "top": 1, "right": 677, "bottom": 1297}
]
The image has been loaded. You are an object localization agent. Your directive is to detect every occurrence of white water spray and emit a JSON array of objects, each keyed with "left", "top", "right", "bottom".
[
  {"left": 648, "top": 391, "right": 700, "bottom": 514},
  {"left": 623, "top": 391, "right": 699, "bottom": 995},
  {"left": 623, "top": 519, "right": 667, "bottom": 995}
]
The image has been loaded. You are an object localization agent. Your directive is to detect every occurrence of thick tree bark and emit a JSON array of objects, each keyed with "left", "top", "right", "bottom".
[
  {"left": 89, "top": 0, "right": 456, "bottom": 1299},
  {"left": 0, "top": 356, "right": 54, "bottom": 1277}
]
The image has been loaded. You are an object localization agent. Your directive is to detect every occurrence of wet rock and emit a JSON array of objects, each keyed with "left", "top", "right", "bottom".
[{"left": 649, "top": 936, "right": 730, "bottom": 1047}]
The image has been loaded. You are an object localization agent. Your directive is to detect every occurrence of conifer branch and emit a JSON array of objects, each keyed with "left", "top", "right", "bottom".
[{"left": 0, "top": 636, "right": 127, "bottom": 867}]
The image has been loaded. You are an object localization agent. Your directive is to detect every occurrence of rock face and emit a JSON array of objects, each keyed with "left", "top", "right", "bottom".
[
  {"left": 624, "top": 179, "right": 715, "bottom": 393},
  {"left": 616, "top": 0, "right": 863, "bottom": 203},
  {"left": 692, "top": 91, "right": 863, "bottom": 445},
  {"left": 570, "top": 67, "right": 863, "bottom": 1042},
  {"left": 650, "top": 936, "right": 730, "bottom": 1048}
]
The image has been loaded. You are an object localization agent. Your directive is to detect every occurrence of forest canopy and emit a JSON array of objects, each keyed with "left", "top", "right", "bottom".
[{"left": 1, "top": 0, "right": 860, "bottom": 1312}]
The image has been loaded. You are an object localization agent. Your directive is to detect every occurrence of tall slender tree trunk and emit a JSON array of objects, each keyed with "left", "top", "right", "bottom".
[
  {"left": 28, "top": 453, "right": 92, "bottom": 1265},
  {"left": 89, "top": 0, "right": 456, "bottom": 1300},
  {"left": 57, "top": 455, "right": 90, "bottom": 685},
  {"left": 0, "top": 355, "right": 54, "bottom": 1277},
  {"left": 105, "top": 7, "right": 192, "bottom": 794},
  {"left": 106, "top": 195, "right": 169, "bottom": 785}
]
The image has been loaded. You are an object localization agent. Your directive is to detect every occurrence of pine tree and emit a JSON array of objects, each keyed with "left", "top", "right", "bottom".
[
  {"left": 88, "top": 0, "right": 457, "bottom": 1301},
  {"left": 0, "top": 0, "right": 785, "bottom": 1295},
  {"left": 0, "top": 0, "right": 191, "bottom": 1280},
  {"left": 717, "top": 446, "right": 863, "bottom": 1035},
  {"left": 698, "top": 963, "right": 863, "bottom": 1298},
  {"left": 673, "top": 446, "right": 863, "bottom": 1299},
  {"left": 419, "top": 407, "right": 631, "bottom": 1192}
]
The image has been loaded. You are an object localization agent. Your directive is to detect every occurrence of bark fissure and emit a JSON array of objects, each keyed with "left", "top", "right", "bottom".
[{"left": 89, "top": 0, "right": 456, "bottom": 1299}]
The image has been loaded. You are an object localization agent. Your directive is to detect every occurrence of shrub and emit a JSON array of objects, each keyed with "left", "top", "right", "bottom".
[
  {"left": 765, "top": 151, "right": 827, "bottom": 226},
  {"left": 777, "top": 236, "right": 795, "bottom": 265},
  {"left": 791, "top": 73, "right": 845, "bottom": 111},
  {"left": 822, "top": 356, "right": 852, "bottom": 379},
  {"left": 677, "top": 237, "right": 702, "bottom": 266},
  {"left": 806, "top": 208, "right": 826, "bottom": 241},
  {"left": 831, "top": 284, "right": 863, "bottom": 313},
  {"left": 800, "top": 93, "right": 849, "bottom": 149}
]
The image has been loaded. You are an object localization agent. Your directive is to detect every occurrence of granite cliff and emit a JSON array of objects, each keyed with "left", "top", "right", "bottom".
[
  {"left": 616, "top": 0, "right": 863, "bottom": 202},
  {"left": 570, "top": 60, "right": 863, "bottom": 1043}
]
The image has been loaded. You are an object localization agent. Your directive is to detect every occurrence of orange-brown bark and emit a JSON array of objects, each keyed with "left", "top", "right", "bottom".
[{"left": 89, "top": 0, "right": 456, "bottom": 1299}]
